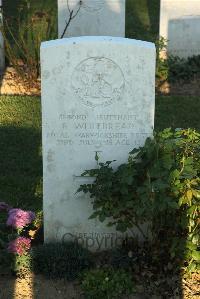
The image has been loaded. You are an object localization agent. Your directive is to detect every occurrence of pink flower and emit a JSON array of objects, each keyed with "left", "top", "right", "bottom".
[
  {"left": 6, "top": 208, "right": 35, "bottom": 229},
  {"left": 8, "top": 237, "right": 31, "bottom": 255},
  {"left": 0, "top": 202, "right": 10, "bottom": 212}
]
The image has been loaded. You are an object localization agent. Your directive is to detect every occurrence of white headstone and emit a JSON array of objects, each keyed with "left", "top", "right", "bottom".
[
  {"left": 58, "top": 0, "right": 125, "bottom": 38},
  {"left": 41, "top": 36, "right": 155, "bottom": 251},
  {"left": 160, "top": 0, "right": 200, "bottom": 58}
]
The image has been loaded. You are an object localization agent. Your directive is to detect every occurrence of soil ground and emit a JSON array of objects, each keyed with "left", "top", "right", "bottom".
[
  {"left": 0, "top": 68, "right": 40, "bottom": 96},
  {"left": 158, "top": 78, "right": 200, "bottom": 97},
  {"left": 0, "top": 272, "right": 199, "bottom": 299}
]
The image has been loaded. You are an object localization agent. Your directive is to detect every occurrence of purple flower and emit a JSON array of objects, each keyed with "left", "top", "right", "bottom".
[
  {"left": 8, "top": 237, "right": 31, "bottom": 255},
  {"left": 6, "top": 208, "right": 35, "bottom": 229},
  {"left": 0, "top": 202, "right": 10, "bottom": 212}
]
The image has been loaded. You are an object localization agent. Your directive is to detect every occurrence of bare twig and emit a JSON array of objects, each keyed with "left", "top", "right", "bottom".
[{"left": 60, "top": 0, "right": 82, "bottom": 38}]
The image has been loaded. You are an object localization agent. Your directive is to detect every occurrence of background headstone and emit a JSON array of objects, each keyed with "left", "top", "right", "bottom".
[
  {"left": 58, "top": 0, "right": 125, "bottom": 38},
  {"left": 41, "top": 36, "right": 155, "bottom": 251},
  {"left": 160, "top": 0, "right": 200, "bottom": 58}
]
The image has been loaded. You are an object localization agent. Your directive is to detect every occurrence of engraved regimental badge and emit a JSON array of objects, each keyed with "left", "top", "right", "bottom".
[{"left": 72, "top": 57, "right": 125, "bottom": 108}]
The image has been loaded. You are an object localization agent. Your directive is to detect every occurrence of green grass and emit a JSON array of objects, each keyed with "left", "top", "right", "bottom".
[
  {"left": 1, "top": 95, "right": 200, "bottom": 211},
  {"left": 0, "top": 96, "right": 42, "bottom": 211},
  {"left": 155, "top": 96, "right": 200, "bottom": 131}
]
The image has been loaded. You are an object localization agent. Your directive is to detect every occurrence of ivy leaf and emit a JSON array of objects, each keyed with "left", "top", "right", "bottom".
[
  {"left": 186, "top": 190, "right": 193, "bottom": 203},
  {"left": 187, "top": 261, "right": 197, "bottom": 272},
  {"left": 88, "top": 211, "right": 99, "bottom": 220},
  {"left": 178, "top": 196, "right": 184, "bottom": 206},
  {"left": 161, "top": 154, "right": 173, "bottom": 170},
  {"left": 191, "top": 250, "right": 200, "bottom": 261},
  {"left": 116, "top": 223, "right": 127, "bottom": 232},
  {"left": 130, "top": 148, "right": 140, "bottom": 155},
  {"left": 192, "top": 189, "right": 200, "bottom": 199},
  {"left": 95, "top": 152, "right": 99, "bottom": 162},
  {"left": 170, "top": 169, "right": 180, "bottom": 180},
  {"left": 99, "top": 214, "right": 106, "bottom": 222},
  {"left": 186, "top": 241, "right": 197, "bottom": 251},
  {"left": 187, "top": 205, "right": 196, "bottom": 215}
]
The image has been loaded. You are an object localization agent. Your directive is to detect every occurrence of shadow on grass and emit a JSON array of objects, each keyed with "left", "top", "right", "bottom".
[
  {"left": 0, "top": 124, "right": 42, "bottom": 298},
  {"left": 0, "top": 125, "right": 42, "bottom": 211},
  {"left": 155, "top": 96, "right": 200, "bottom": 131}
]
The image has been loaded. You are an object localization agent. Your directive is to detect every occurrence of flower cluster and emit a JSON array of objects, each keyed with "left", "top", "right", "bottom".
[
  {"left": 0, "top": 202, "right": 36, "bottom": 256},
  {"left": 6, "top": 208, "right": 35, "bottom": 229},
  {"left": 8, "top": 237, "right": 31, "bottom": 255}
]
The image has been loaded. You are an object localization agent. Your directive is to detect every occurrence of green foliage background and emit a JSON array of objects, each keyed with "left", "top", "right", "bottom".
[{"left": 3, "top": 0, "right": 57, "bottom": 43}]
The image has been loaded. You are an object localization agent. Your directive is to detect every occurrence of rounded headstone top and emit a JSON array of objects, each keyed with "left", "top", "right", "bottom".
[{"left": 41, "top": 36, "right": 155, "bottom": 50}]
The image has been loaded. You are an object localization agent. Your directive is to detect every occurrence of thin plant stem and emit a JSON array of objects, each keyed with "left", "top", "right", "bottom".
[{"left": 60, "top": 0, "right": 82, "bottom": 38}]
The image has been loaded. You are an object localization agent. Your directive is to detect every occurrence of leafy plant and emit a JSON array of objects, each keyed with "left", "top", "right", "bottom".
[
  {"left": 155, "top": 36, "right": 200, "bottom": 84},
  {"left": 155, "top": 36, "right": 169, "bottom": 82},
  {"left": 168, "top": 55, "right": 200, "bottom": 82},
  {"left": 81, "top": 268, "right": 135, "bottom": 299},
  {"left": 109, "top": 246, "right": 138, "bottom": 270},
  {"left": 78, "top": 128, "right": 200, "bottom": 272},
  {"left": 31, "top": 242, "right": 92, "bottom": 280},
  {"left": 0, "top": 202, "right": 37, "bottom": 276}
]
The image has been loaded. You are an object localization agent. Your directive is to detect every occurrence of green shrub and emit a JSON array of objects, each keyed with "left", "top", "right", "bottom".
[
  {"left": 155, "top": 37, "right": 169, "bottom": 82},
  {"left": 155, "top": 37, "right": 200, "bottom": 83},
  {"left": 31, "top": 242, "right": 92, "bottom": 280},
  {"left": 109, "top": 246, "right": 137, "bottom": 269},
  {"left": 78, "top": 128, "right": 200, "bottom": 272},
  {"left": 168, "top": 55, "right": 200, "bottom": 82},
  {"left": 81, "top": 268, "right": 135, "bottom": 299}
]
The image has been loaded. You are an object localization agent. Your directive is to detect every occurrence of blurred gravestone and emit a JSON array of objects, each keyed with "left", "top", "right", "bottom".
[
  {"left": 160, "top": 0, "right": 200, "bottom": 58},
  {"left": 41, "top": 36, "right": 155, "bottom": 250},
  {"left": 58, "top": 0, "right": 125, "bottom": 38}
]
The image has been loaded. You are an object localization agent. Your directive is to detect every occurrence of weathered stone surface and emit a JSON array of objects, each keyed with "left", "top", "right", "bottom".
[
  {"left": 41, "top": 36, "right": 155, "bottom": 250},
  {"left": 160, "top": 0, "right": 200, "bottom": 58},
  {"left": 58, "top": 0, "right": 125, "bottom": 38}
]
